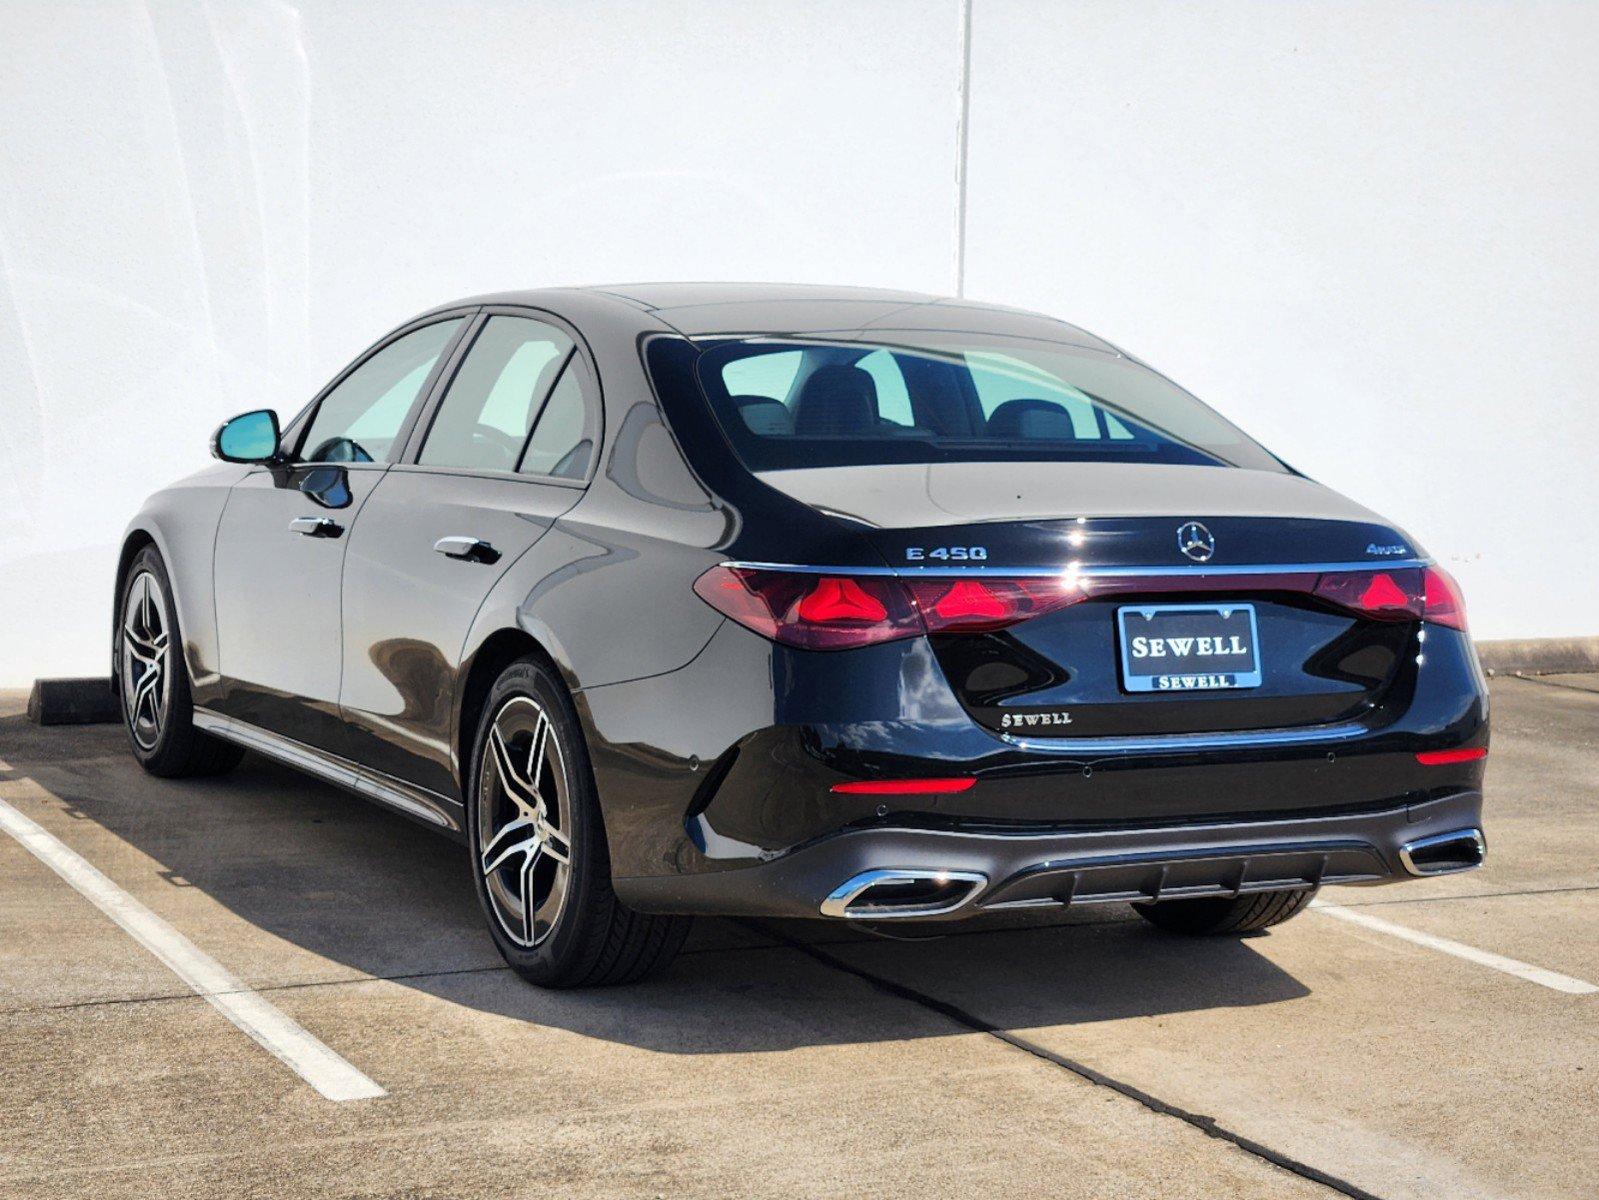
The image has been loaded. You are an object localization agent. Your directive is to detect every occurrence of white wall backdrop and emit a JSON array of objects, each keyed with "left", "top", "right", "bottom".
[{"left": 1, "top": 0, "right": 1595, "bottom": 684}]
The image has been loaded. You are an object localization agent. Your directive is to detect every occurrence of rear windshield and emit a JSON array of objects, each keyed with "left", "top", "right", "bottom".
[{"left": 681, "top": 333, "right": 1286, "bottom": 473}]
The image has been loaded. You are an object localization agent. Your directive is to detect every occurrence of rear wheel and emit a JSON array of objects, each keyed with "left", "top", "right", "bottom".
[
  {"left": 1133, "top": 887, "right": 1316, "bottom": 935},
  {"left": 118, "top": 546, "right": 243, "bottom": 778},
  {"left": 466, "top": 657, "right": 691, "bottom": 987}
]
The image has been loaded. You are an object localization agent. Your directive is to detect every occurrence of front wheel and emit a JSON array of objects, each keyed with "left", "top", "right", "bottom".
[
  {"left": 1133, "top": 887, "right": 1317, "bottom": 935},
  {"left": 118, "top": 546, "right": 244, "bottom": 779},
  {"left": 466, "top": 657, "right": 691, "bottom": 987}
]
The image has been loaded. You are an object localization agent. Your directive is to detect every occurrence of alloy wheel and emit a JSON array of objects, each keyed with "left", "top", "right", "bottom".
[
  {"left": 477, "top": 695, "right": 574, "bottom": 947},
  {"left": 121, "top": 570, "right": 172, "bottom": 750}
]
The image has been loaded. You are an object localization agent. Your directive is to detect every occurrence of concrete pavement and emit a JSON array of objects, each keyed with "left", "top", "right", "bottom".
[{"left": 0, "top": 677, "right": 1593, "bottom": 1198}]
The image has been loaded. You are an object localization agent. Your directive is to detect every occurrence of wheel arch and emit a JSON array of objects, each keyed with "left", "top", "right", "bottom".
[
  {"left": 111, "top": 527, "right": 162, "bottom": 688},
  {"left": 454, "top": 626, "right": 573, "bottom": 802}
]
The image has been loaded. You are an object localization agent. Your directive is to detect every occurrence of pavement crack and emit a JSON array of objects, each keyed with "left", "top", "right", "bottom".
[{"left": 749, "top": 919, "right": 1390, "bottom": 1200}]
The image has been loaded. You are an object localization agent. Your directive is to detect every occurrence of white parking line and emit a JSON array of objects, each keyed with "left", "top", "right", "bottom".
[
  {"left": 1311, "top": 900, "right": 1598, "bottom": 995},
  {"left": 0, "top": 796, "right": 386, "bottom": 1101}
]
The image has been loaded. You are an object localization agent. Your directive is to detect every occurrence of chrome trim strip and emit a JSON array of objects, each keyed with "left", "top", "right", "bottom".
[
  {"left": 724, "top": 559, "right": 1430, "bottom": 579},
  {"left": 819, "top": 868, "right": 987, "bottom": 919},
  {"left": 1398, "top": 827, "right": 1486, "bottom": 876},
  {"left": 1002, "top": 719, "right": 1370, "bottom": 755},
  {"left": 192, "top": 709, "right": 458, "bottom": 831}
]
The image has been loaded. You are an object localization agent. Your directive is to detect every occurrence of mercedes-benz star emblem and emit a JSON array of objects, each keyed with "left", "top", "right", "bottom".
[{"left": 1176, "top": 521, "right": 1215, "bottom": 563}]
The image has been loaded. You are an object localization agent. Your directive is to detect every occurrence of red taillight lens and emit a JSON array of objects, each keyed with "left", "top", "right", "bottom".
[
  {"left": 1310, "top": 566, "right": 1468, "bottom": 631},
  {"left": 692, "top": 566, "right": 922, "bottom": 650},
  {"left": 1416, "top": 746, "right": 1487, "bottom": 766},
  {"left": 1422, "top": 565, "right": 1468, "bottom": 631},
  {"left": 692, "top": 566, "right": 1085, "bottom": 649},
  {"left": 904, "top": 575, "right": 1086, "bottom": 633},
  {"left": 1313, "top": 569, "right": 1424, "bottom": 621},
  {"left": 796, "top": 576, "right": 888, "bottom": 624}
]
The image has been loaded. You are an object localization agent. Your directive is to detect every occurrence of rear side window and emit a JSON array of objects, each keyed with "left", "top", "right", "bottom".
[
  {"left": 674, "top": 334, "right": 1284, "bottom": 473},
  {"left": 419, "top": 316, "right": 576, "bottom": 473},
  {"left": 299, "top": 319, "right": 463, "bottom": 463},
  {"left": 518, "top": 356, "right": 598, "bottom": 480}
]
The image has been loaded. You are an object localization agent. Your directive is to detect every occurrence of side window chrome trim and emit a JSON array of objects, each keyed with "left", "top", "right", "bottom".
[{"left": 386, "top": 461, "right": 588, "bottom": 489}]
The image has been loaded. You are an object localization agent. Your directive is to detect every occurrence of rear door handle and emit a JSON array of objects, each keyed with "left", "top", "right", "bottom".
[
  {"left": 433, "top": 536, "right": 501, "bottom": 564},
  {"left": 289, "top": 516, "right": 343, "bottom": 538}
]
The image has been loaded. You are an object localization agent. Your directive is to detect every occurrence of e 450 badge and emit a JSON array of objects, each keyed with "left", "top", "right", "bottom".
[{"left": 905, "top": 545, "right": 988, "bottom": 561}]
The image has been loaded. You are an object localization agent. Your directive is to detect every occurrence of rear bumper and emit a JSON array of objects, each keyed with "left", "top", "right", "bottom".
[
  {"left": 617, "top": 789, "right": 1484, "bottom": 919},
  {"left": 585, "top": 617, "right": 1489, "bottom": 894}
]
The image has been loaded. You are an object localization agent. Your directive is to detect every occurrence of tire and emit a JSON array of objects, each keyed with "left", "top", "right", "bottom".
[
  {"left": 466, "top": 656, "right": 691, "bottom": 988},
  {"left": 117, "top": 546, "right": 245, "bottom": 779},
  {"left": 1133, "top": 887, "right": 1317, "bottom": 935}
]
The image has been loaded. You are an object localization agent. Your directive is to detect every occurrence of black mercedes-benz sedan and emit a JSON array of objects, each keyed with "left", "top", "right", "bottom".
[{"left": 114, "top": 283, "right": 1489, "bottom": 987}]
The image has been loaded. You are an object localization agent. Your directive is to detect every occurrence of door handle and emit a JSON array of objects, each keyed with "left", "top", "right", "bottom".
[
  {"left": 433, "top": 536, "right": 501, "bottom": 564},
  {"left": 289, "top": 516, "right": 343, "bottom": 538}
]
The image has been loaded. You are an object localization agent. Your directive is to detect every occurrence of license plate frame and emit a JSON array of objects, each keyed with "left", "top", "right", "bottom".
[{"left": 1116, "top": 602, "right": 1263, "bottom": 693}]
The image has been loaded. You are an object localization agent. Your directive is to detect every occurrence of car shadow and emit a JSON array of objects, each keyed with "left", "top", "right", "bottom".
[{"left": 2, "top": 715, "right": 1311, "bottom": 1053}]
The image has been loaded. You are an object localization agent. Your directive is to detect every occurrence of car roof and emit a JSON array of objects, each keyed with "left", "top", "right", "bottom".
[{"left": 431, "top": 283, "right": 1118, "bottom": 352}]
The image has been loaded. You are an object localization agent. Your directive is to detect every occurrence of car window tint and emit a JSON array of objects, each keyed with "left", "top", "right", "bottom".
[
  {"left": 676, "top": 333, "right": 1284, "bottom": 473},
  {"left": 966, "top": 351, "right": 1101, "bottom": 438},
  {"left": 519, "top": 356, "right": 596, "bottom": 479},
  {"left": 722, "top": 350, "right": 801, "bottom": 401},
  {"left": 300, "top": 319, "right": 463, "bottom": 463},
  {"left": 856, "top": 349, "right": 914, "bottom": 427},
  {"left": 419, "top": 316, "right": 574, "bottom": 472}
]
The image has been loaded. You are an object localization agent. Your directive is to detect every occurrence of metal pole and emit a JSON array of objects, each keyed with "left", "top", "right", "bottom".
[{"left": 953, "top": 0, "right": 973, "bottom": 298}]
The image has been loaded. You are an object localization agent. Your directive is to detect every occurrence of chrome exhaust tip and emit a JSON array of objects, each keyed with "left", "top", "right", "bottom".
[
  {"left": 820, "top": 869, "right": 987, "bottom": 919},
  {"left": 1399, "top": 828, "right": 1486, "bottom": 876}
]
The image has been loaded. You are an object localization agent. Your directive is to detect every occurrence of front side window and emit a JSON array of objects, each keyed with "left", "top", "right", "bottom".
[
  {"left": 299, "top": 319, "right": 463, "bottom": 463},
  {"left": 671, "top": 333, "right": 1284, "bottom": 473},
  {"left": 419, "top": 316, "right": 575, "bottom": 473}
]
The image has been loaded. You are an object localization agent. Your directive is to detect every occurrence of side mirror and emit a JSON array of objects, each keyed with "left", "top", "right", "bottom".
[{"left": 211, "top": 409, "right": 282, "bottom": 464}]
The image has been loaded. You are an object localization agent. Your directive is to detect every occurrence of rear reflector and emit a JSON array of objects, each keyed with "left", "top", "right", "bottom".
[
  {"left": 830, "top": 777, "right": 977, "bottom": 795},
  {"left": 1415, "top": 747, "right": 1488, "bottom": 766}
]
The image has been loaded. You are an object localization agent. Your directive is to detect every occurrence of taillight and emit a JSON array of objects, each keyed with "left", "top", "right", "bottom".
[
  {"left": 1310, "top": 566, "right": 1468, "bottom": 630},
  {"left": 693, "top": 561, "right": 1471, "bottom": 649},
  {"left": 1312, "top": 569, "right": 1424, "bottom": 621},
  {"left": 691, "top": 566, "right": 1085, "bottom": 649},
  {"left": 692, "top": 566, "right": 921, "bottom": 649},
  {"left": 1422, "top": 565, "right": 1468, "bottom": 631},
  {"left": 903, "top": 576, "right": 1084, "bottom": 633}
]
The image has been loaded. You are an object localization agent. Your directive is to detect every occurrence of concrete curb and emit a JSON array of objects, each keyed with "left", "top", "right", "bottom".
[
  {"left": 1475, "top": 636, "right": 1599, "bottom": 676},
  {"left": 27, "top": 678, "right": 120, "bottom": 725}
]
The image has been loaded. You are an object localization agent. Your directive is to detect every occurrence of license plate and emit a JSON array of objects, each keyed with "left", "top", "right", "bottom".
[{"left": 1117, "top": 603, "right": 1262, "bottom": 692}]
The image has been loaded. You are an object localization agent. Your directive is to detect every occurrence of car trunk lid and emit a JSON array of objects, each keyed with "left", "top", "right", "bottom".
[{"left": 758, "top": 462, "right": 1424, "bottom": 738}]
